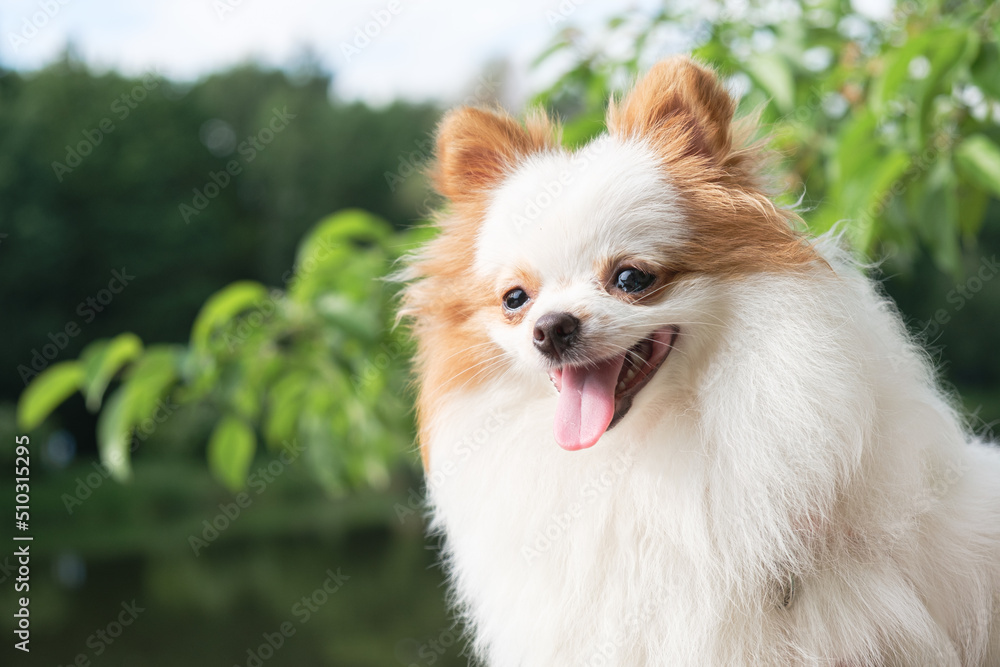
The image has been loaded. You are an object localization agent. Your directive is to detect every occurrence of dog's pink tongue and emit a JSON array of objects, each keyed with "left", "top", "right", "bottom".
[{"left": 554, "top": 354, "right": 625, "bottom": 450}]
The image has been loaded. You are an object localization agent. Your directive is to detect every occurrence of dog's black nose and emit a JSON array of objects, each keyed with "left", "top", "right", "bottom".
[{"left": 533, "top": 312, "right": 579, "bottom": 361}]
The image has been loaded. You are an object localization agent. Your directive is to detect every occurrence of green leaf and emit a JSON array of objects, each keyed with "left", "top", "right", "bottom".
[
  {"left": 873, "top": 32, "right": 933, "bottom": 112},
  {"left": 915, "top": 29, "right": 972, "bottom": 140},
  {"left": 95, "top": 347, "right": 179, "bottom": 482},
  {"left": 208, "top": 415, "right": 256, "bottom": 492},
  {"left": 744, "top": 53, "right": 795, "bottom": 114},
  {"left": 17, "top": 361, "right": 83, "bottom": 430},
  {"left": 855, "top": 150, "right": 912, "bottom": 253},
  {"left": 191, "top": 281, "right": 271, "bottom": 351},
  {"left": 264, "top": 370, "right": 311, "bottom": 449},
  {"left": 290, "top": 209, "right": 393, "bottom": 303},
  {"left": 317, "top": 293, "right": 380, "bottom": 341},
  {"left": 954, "top": 135, "right": 1000, "bottom": 198},
  {"left": 957, "top": 186, "right": 989, "bottom": 239},
  {"left": 917, "top": 168, "right": 961, "bottom": 277},
  {"left": 81, "top": 332, "right": 143, "bottom": 411},
  {"left": 834, "top": 111, "right": 881, "bottom": 189},
  {"left": 97, "top": 387, "right": 134, "bottom": 482},
  {"left": 969, "top": 40, "right": 1000, "bottom": 99},
  {"left": 298, "top": 209, "right": 391, "bottom": 262},
  {"left": 124, "top": 348, "right": 179, "bottom": 425},
  {"left": 300, "top": 405, "right": 344, "bottom": 496},
  {"left": 809, "top": 146, "right": 911, "bottom": 251},
  {"left": 222, "top": 358, "right": 267, "bottom": 422}
]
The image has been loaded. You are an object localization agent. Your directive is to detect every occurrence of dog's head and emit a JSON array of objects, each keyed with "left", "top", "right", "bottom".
[{"left": 409, "top": 57, "right": 816, "bottom": 454}]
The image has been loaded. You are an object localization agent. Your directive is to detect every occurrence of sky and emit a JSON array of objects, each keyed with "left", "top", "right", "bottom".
[{"left": 0, "top": 0, "right": 666, "bottom": 106}]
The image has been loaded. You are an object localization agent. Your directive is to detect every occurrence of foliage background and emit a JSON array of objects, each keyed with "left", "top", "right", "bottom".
[{"left": 2, "top": 1, "right": 999, "bottom": 665}]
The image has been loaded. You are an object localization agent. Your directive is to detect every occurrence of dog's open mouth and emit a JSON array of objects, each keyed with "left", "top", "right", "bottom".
[{"left": 547, "top": 326, "right": 678, "bottom": 451}]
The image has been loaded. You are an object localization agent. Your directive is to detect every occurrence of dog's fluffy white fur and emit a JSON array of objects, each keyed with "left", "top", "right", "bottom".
[{"left": 404, "top": 58, "right": 1000, "bottom": 666}]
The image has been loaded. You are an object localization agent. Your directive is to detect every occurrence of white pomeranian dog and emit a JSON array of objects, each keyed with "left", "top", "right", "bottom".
[{"left": 401, "top": 57, "right": 1000, "bottom": 666}]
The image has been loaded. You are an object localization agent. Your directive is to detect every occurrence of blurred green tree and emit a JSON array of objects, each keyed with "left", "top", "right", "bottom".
[
  {"left": 18, "top": 209, "right": 417, "bottom": 494},
  {"left": 534, "top": 0, "right": 1000, "bottom": 275},
  {"left": 0, "top": 58, "right": 438, "bottom": 406},
  {"left": 15, "top": 0, "right": 1000, "bottom": 492}
]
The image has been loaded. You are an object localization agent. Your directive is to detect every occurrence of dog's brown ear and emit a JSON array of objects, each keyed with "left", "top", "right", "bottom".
[
  {"left": 607, "top": 57, "right": 734, "bottom": 162},
  {"left": 433, "top": 107, "right": 554, "bottom": 208}
]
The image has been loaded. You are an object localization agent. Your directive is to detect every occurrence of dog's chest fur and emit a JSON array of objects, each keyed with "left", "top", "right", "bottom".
[{"left": 424, "top": 268, "right": 1000, "bottom": 667}]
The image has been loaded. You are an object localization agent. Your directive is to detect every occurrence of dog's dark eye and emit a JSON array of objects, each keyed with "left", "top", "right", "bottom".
[
  {"left": 615, "top": 268, "right": 655, "bottom": 294},
  {"left": 503, "top": 288, "right": 529, "bottom": 311}
]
